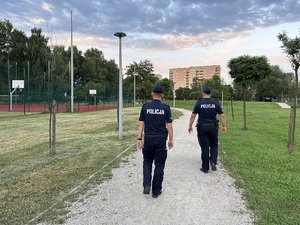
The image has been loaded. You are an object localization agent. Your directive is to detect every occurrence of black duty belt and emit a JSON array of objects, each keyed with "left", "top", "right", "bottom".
[
  {"left": 145, "top": 134, "right": 166, "bottom": 137},
  {"left": 199, "top": 123, "right": 215, "bottom": 126}
]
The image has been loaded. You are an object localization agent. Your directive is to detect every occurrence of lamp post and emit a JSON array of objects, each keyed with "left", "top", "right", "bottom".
[
  {"left": 68, "top": 7, "right": 74, "bottom": 112},
  {"left": 133, "top": 67, "right": 138, "bottom": 107},
  {"left": 7, "top": 52, "right": 10, "bottom": 111},
  {"left": 173, "top": 82, "right": 176, "bottom": 109},
  {"left": 114, "top": 32, "right": 126, "bottom": 139}
]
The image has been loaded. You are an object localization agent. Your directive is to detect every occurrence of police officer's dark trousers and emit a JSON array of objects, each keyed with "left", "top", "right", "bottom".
[
  {"left": 143, "top": 135, "right": 167, "bottom": 195},
  {"left": 197, "top": 123, "right": 218, "bottom": 171}
]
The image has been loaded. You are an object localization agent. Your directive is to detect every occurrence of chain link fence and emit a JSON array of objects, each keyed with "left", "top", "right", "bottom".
[{"left": 0, "top": 61, "right": 134, "bottom": 112}]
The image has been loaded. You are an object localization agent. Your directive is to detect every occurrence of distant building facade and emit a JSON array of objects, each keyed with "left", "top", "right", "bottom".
[
  {"left": 169, "top": 65, "right": 221, "bottom": 90},
  {"left": 154, "top": 74, "right": 163, "bottom": 80}
]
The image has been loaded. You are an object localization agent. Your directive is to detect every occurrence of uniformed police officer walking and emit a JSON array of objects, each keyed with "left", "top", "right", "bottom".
[
  {"left": 137, "top": 84, "right": 174, "bottom": 198},
  {"left": 188, "top": 87, "right": 226, "bottom": 173}
]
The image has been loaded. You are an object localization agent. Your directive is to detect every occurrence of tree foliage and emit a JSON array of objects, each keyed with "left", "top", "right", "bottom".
[
  {"left": 0, "top": 19, "right": 121, "bottom": 104},
  {"left": 175, "top": 87, "right": 192, "bottom": 100},
  {"left": 202, "top": 75, "right": 230, "bottom": 102},
  {"left": 228, "top": 55, "right": 271, "bottom": 86},
  {"left": 278, "top": 30, "right": 300, "bottom": 154},
  {"left": 228, "top": 55, "right": 272, "bottom": 129},
  {"left": 124, "top": 60, "right": 158, "bottom": 102},
  {"left": 255, "top": 65, "right": 292, "bottom": 101},
  {"left": 158, "top": 78, "right": 173, "bottom": 99}
]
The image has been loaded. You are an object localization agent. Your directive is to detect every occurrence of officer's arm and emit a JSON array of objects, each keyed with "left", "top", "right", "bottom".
[
  {"left": 167, "top": 122, "right": 174, "bottom": 149},
  {"left": 219, "top": 113, "right": 226, "bottom": 134},
  {"left": 137, "top": 121, "right": 144, "bottom": 139},
  {"left": 137, "top": 121, "right": 144, "bottom": 150},
  {"left": 188, "top": 113, "right": 197, "bottom": 133}
]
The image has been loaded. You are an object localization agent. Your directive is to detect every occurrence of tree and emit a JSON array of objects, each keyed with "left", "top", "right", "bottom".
[
  {"left": 0, "top": 19, "right": 13, "bottom": 92},
  {"left": 66, "top": 46, "right": 85, "bottom": 81},
  {"left": 278, "top": 31, "right": 300, "bottom": 154},
  {"left": 100, "top": 59, "right": 119, "bottom": 99},
  {"left": 158, "top": 78, "right": 173, "bottom": 99},
  {"left": 175, "top": 87, "right": 191, "bottom": 100},
  {"left": 190, "top": 77, "right": 202, "bottom": 100},
  {"left": 0, "top": 19, "right": 13, "bottom": 56},
  {"left": 81, "top": 48, "right": 107, "bottom": 83},
  {"left": 27, "top": 27, "right": 50, "bottom": 92},
  {"left": 124, "top": 60, "right": 158, "bottom": 102},
  {"left": 10, "top": 29, "right": 28, "bottom": 63},
  {"left": 255, "top": 65, "right": 292, "bottom": 101},
  {"left": 50, "top": 45, "right": 70, "bottom": 100},
  {"left": 227, "top": 55, "right": 272, "bottom": 129},
  {"left": 202, "top": 75, "right": 228, "bottom": 102}
]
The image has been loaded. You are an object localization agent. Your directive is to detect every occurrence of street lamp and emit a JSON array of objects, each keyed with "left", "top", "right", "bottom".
[
  {"left": 114, "top": 32, "right": 126, "bottom": 139},
  {"left": 68, "top": 7, "right": 74, "bottom": 112},
  {"left": 133, "top": 67, "right": 138, "bottom": 107},
  {"left": 173, "top": 82, "right": 176, "bottom": 109},
  {"left": 2, "top": 44, "right": 11, "bottom": 111}
]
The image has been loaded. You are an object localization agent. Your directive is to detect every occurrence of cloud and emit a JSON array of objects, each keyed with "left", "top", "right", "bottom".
[
  {"left": 59, "top": 0, "right": 300, "bottom": 51},
  {"left": 41, "top": 2, "right": 53, "bottom": 12},
  {"left": 2, "top": 0, "right": 300, "bottom": 47},
  {"left": 28, "top": 18, "right": 46, "bottom": 26}
]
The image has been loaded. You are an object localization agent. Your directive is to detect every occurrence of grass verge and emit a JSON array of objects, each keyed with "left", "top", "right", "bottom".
[
  {"left": 0, "top": 107, "right": 181, "bottom": 224},
  {"left": 176, "top": 100, "right": 300, "bottom": 225}
]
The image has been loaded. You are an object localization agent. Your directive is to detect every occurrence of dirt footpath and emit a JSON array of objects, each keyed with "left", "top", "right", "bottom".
[{"left": 63, "top": 108, "right": 254, "bottom": 225}]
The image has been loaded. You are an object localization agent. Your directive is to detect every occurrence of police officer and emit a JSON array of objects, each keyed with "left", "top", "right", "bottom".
[
  {"left": 137, "top": 84, "right": 174, "bottom": 198},
  {"left": 188, "top": 87, "right": 226, "bottom": 173}
]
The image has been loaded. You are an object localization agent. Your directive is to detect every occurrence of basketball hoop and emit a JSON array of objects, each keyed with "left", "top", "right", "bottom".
[
  {"left": 10, "top": 80, "right": 24, "bottom": 111},
  {"left": 89, "top": 89, "right": 96, "bottom": 95},
  {"left": 89, "top": 90, "right": 97, "bottom": 106},
  {"left": 12, "top": 80, "right": 24, "bottom": 89}
]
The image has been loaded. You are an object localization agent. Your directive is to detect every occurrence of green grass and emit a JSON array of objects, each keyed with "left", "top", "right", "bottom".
[
  {"left": 0, "top": 108, "right": 181, "bottom": 224},
  {"left": 2, "top": 101, "right": 299, "bottom": 225},
  {"left": 176, "top": 100, "right": 300, "bottom": 225}
]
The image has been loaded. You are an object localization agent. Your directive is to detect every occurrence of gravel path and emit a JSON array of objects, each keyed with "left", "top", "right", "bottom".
[
  {"left": 63, "top": 108, "right": 254, "bottom": 225},
  {"left": 277, "top": 103, "right": 291, "bottom": 108}
]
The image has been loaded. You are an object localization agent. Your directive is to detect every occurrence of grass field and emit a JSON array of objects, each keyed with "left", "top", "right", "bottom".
[
  {"left": 0, "top": 108, "right": 181, "bottom": 224},
  {"left": 1, "top": 100, "right": 300, "bottom": 224},
  {"left": 177, "top": 100, "right": 300, "bottom": 225}
]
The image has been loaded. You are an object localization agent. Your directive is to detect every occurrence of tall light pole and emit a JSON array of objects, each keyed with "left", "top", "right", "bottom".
[
  {"left": 173, "top": 82, "right": 176, "bottom": 109},
  {"left": 133, "top": 67, "right": 138, "bottom": 107},
  {"left": 114, "top": 32, "right": 126, "bottom": 139},
  {"left": 7, "top": 51, "right": 10, "bottom": 111},
  {"left": 68, "top": 7, "right": 74, "bottom": 112}
]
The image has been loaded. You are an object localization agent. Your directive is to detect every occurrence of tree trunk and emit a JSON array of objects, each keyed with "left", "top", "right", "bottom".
[
  {"left": 243, "top": 89, "right": 247, "bottom": 130},
  {"left": 287, "top": 105, "right": 296, "bottom": 154},
  {"left": 231, "top": 97, "right": 234, "bottom": 121},
  {"left": 50, "top": 100, "right": 57, "bottom": 154},
  {"left": 287, "top": 68, "right": 298, "bottom": 154}
]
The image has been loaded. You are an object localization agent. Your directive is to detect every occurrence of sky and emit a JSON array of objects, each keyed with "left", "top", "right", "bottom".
[{"left": 1, "top": 0, "right": 300, "bottom": 84}]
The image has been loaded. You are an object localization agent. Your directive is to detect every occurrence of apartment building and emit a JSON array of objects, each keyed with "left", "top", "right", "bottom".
[{"left": 169, "top": 65, "right": 221, "bottom": 90}]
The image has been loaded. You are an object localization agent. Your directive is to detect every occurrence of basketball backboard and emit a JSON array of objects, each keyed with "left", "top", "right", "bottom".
[
  {"left": 89, "top": 89, "right": 97, "bottom": 95},
  {"left": 12, "top": 80, "right": 24, "bottom": 89}
]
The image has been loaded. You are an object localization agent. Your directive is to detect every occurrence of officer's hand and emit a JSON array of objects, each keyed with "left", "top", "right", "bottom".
[
  {"left": 136, "top": 140, "right": 143, "bottom": 150},
  {"left": 188, "top": 126, "right": 193, "bottom": 133},
  {"left": 221, "top": 127, "right": 226, "bottom": 134},
  {"left": 168, "top": 140, "right": 174, "bottom": 149}
]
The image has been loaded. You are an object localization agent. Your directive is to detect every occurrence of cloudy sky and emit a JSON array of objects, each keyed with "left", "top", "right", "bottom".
[{"left": 1, "top": 0, "right": 300, "bottom": 84}]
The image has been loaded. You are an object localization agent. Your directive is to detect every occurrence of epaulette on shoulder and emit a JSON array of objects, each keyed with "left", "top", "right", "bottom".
[
  {"left": 142, "top": 102, "right": 150, "bottom": 106},
  {"left": 163, "top": 103, "right": 171, "bottom": 108}
]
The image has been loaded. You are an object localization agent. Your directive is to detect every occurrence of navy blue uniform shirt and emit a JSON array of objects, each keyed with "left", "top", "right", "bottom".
[
  {"left": 193, "top": 98, "right": 223, "bottom": 123},
  {"left": 139, "top": 100, "right": 172, "bottom": 135}
]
